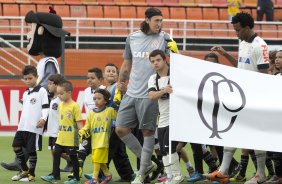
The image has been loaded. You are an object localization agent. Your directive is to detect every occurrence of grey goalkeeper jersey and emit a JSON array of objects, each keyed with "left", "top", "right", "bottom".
[{"left": 123, "top": 30, "right": 170, "bottom": 98}]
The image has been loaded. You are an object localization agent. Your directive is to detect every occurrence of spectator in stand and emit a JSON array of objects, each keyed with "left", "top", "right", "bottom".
[
  {"left": 227, "top": 0, "right": 241, "bottom": 21},
  {"left": 257, "top": 0, "right": 274, "bottom": 21}
]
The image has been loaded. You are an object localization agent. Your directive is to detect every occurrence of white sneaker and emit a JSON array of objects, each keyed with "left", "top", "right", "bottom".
[
  {"left": 245, "top": 175, "right": 266, "bottom": 184},
  {"left": 11, "top": 171, "right": 29, "bottom": 181},
  {"left": 171, "top": 175, "right": 184, "bottom": 184},
  {"left": 131, "top": 174, "right": 143, "bottom": 184}
]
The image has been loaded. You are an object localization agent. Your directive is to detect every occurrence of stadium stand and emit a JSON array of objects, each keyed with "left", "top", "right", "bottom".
[
  {"left": 186, "top": 7, "right": 202, "bottom": 19},
  {"left": 147, "top": 0, "right": 163, "bottom": 6},
  {"left": 195, "top": 0, "right": 212, "bottom": 6},
  {"left": 136, "top": 6, "right": 147, "bottom": 18},
  {"left": 94, "top": 20, "right": 111, "bottom": 34},
  {"left": 120, "top": 6, "right": 136, "bottom": 18},
  {"left": 79, "top": 20, "right": 95, "bottom": 34},
  {"left": 54, "top": 5, "right": 70, "bottom": 17},
  {"left": 114, "top": 0, "right": 130, "bottom": 5},
  {"left": 129, "top": 0, "right": 146, "bottom": 5},
  {"left": 169, "top": 7, "right": 186, "bottom": 19},
  {"left": 65, "top": 0, "right": 82, "bottom": 5},
  {"left": 211, "top": 22, "right": 228, "bottom": 37},
  {"left": 20, "top": 4, "right": 36, "bottom": 16},
  {"left": 261, "top": 24, "right": 278, "bottom": 38},
  {"left": 202, "top": 7, "right": 219, "bottom": 20},
  {"left": 70, "top": 5, "right": 87, "bottom": 17},
  {"left": 156, "top": 6, "right": 170, "bottom": 19},
  {"left": 3, "top": 4, "right": 19, "bottom": 16},
  {"left": 0, "top": 20, "right": 10, "bottom": 33},
  {"left": 87, "top": 5, "right": 103, "bottom": 17},
  {"left": 97, "top": 0, "right": 114, "bottom": 5},
  {"left": 36, "top": 4, "right": 52, "bottom": 12},
  {"left": 179, "top": 0, "right": 196, "bottom": 6},
  {"left": 81, "top": 0, "right": 98, "bottom": 5},
  {"left": 103, "top": 5, "right": 120, "bottom": 18},
  {"left": 243, "top": 0, "right": 257, "bottom": 7},
  {"left": 111, "top": 21, "right": 129, "bottom": 35},
  {"left": 211, "top": 0, "right": 227, "bottom": 7},
  {"left": 163, "top": 0, "right": 179, "bottom": 6},
  {"left": 218, "top": 8, "right": 229, "bottom": 20},
  {"left": 195, "top": 22, "right": 212, "bottom": 37}
]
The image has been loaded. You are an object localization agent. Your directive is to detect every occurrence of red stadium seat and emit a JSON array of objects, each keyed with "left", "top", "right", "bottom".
[
  {"left": 261, "top": 24, "right": 278, "bottom": 38},
  {"left": 120, "top": 6, "right": 136, "bottom": 18},
  {"left": 81, "top": 0, "right": 98, "bottom": 4},
  {"left": 0, "top": 0, "right": 16, "bottom": 3},
  {"left": 3, "top": 4, "right": 19, "bottom": 16},
  {"left": 195, "top": 22, "right": 211, "bottom": 37},
  {"left": 136, "top": 6, "right": 147, "bottom": 18},
  {"left": 130, "top": 0, "right": 146, "bottom": 5},
  {"left": 79, "top": 20, "right": 95, "bottom": 35},
  {"left": 104, "top": 5, "right": 120, "bottom": 18},
  {"left": 97, "top": 0, "right": 114, "bottom": 5},
  {"left": 203, "top": 8, "right": 219, "bottom": 20},
  {"left": 70, "top": 5, "right": 87, "bottom": 17},
  {"left": 94, "top": 20, "right": 111, "bottom": 34},
  {"left": 169, "top": 7, "right": 186, "bottom": 19},
  {"left": 48, "top": 0, "right": 65, "bottom": 4},
  {"left": 274, "top": 8, "right": 282, "bottom": 21},
  {"left": 16, "top": 0, "right": 32, "bottom": 3},
  {"left": 253, "top": 24, "right": 262, "bottom": 37},
  {"left": 195, "top": 0, "right": 212, "bottom": 6},
  {"left": 186, "top": 8, "right": 202, "bottom": 20},
  {"left": 37, "top": 4, "right": 52, "bottom": 12},
  {"left": 219, "top": 8, "right": 229, "bottom": 20},
  {"left": 163, "top": 0, "right": 179, "bottom": 6},
  {"left": 0, "top": 4, "right": 2, "bottom": 16},
  {"left": 179, "top": 0, "right": 196, "bottom": 6},
  {"left": 53, "top": 5, "right": 70, "bottom": 17},
  {"left": 228, "top": 23, "right": 236, "bottom": 37},
  {"left": 111, "top": 21, "right": 129, "bottom": 35},
  {"left": 212, "top": 23, "right": 228, "bottom": 37},
  {"left": 63, "top": 20, "right": 76, "bottom": 35},
  {"left": 65, "top": 0, "right": 82, "bottom": 4},
  {"left": 278, "top": 25, "right": 282, "bottom": 38},
  {"left": 87, "top": 5, "right": 103, "bottom": 17},
  {"left": 156, "top": 7, "right": 169, "bottom": 19},
  {"left": 147, "top": 0, "right": 163, "bottom": 6},
  {"left": 0, "top": 20, "right": 10, "bottom": 33},
  {"left": 114, "top": 0, "right": 130, "bottom": 5},
  {"left": 10, "top": 19, "right": 22, "bottom": 33},
  {"left": 133, "top": 20, "right": 142, "bottom": 31},
  {"left": 186, "top": 22, "right": 195, "bottom": 37},
  {"left": 243, "top": 0, "right": 257, "bottom": 7},
  {"left": 211, "top": 0, "right": 227, "bottom": 7},
  {"left": 32, "top": 0, "right": 48, "bottom": 4},
  {"left": 20, "top": 4, "right": 36, "bottom": 16},
  {"left": 162, "top": 21, "right": 180, "bottom": 37}
]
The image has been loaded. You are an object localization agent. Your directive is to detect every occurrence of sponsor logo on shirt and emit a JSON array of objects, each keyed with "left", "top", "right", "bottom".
[
  {"left": 59, "top": 125, "right": 72, "bottom": 132},
  {"left": 261, "top": 45, "right": 269, "bottom": 63},
  {"left": 30, "top": 98, "right": 36, "bottom": 104},
  {"left": 92, "top": 127, "right": 108, "bottom": 134},
  {"left": 133, "top": 51, "right": 149, "bottom": 58},
  {"left": 52, "top": 103, "right": 58, "bottom": 110}
]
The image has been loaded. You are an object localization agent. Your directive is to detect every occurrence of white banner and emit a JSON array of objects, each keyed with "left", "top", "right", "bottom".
[{"left": 170, "top": 53, "right": 282, "bottom": 152}]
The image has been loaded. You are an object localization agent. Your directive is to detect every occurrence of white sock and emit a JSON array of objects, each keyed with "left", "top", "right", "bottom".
[
  {"left": 219, "top": 147, "right": 236, "bottom": 175},
  {"left": 255, "top": 150, "right": 266, "bottom": 179}
]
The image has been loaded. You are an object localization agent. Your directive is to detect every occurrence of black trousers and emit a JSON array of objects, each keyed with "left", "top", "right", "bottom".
[
  {"left": 108, "top": 128, "right": 134, "bottom": 180},
  {"left": 257, "top": 0, "right": 274, "bottom": 21}
]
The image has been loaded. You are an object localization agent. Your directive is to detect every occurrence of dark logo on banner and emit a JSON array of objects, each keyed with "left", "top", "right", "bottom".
[{"left": 197, "top": 72, "right": 246, "bottom": 139}]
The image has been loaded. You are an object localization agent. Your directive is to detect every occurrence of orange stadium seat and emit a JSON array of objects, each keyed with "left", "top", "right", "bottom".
[
  {"left": 97, "top": 0, "right": 114, "bottom": 5},
  {"left": 65, "top": 0, "right": 82, "bottom": 4},
  {"left": 163, "top": 21, "right": 180, "bottom": 37},
  {"left": 111, "top": 21, "right": 129, "bottom": 35},
  {"left": 49, "top": 0, "right": 65, "bottom": 4},
  {"left": 130, "top": 0, "right": 146, "bottom": 5},
  {"left": 53, "top": 5, "right": 70, "bottom": 17},
  {"left": 251, "top": 8, "right": 258, "bottom": 21},
  {"left": 195, "top": 0, "right": 212, "bottom": 6},
  {"left": 70, "top": 5, "right": 87, "bottom": 17},
  {"left": 1, "top": 0, "right": 16, "bottom": 3},
  {"left": 94, "top": 20, "right": 111, "bottom": 34},
  {"left": 63, "top": 20, "right": 76, "bottom": 35},
  {"left": 114, "top": 0, "right": 130, "bottom": 5},
  {"left": 228, "top": 23, "right": 236, "bottom": 37},
  {"left": 81, "top": 0, "right": 98, "bottom": 4},
  {"left": 104, "top": 5, "right": 120, "bottom": 18},
  {"left": 243, "top": 0, "right": 257, "bottom": 7},
  {"left": 10, "top": 19, "right": 22, "bottom": 33},
  {"left": 170, "top": 7, "right": 186, "bottom": 19},
  {"left": 0, "top": 20, "right": 10, "bottom": 33},
  {"left": 133, "top": 20, "right": 142, "bottom": 31},
  {"left": 274, "top": 8, "right": 282, "bottom": 21},
  {"left": 186, "top": 8, "right": 202, "bottom": 20},
  {"left": 212, "top": 23, "right": 228, "bottom": 37},
  {"left": 37, "top": 4, "right": 52, "bottom": 12},
  {"left": 136, "top": 6, "right": 147, "bottom": 18},
  {"left": 277, "top": 0, "right": 282, "bottom": 7},
  {"left": 79, "top": 20, "right": 95, "bottom": 35},
  {"left": 203, "top": 8, "right": 219, "bottom": 20},
  {"left": 16, "top": 0, "right": 32, "bottom": 3},
  {"left": 186, "top": 22, "right": 195, "bottom": 37},
  {"left": 195, "top": 22, "right": 211, "bottom": 37},
  {"left": 211, "top": 0, "right": 227, "bottom": 7},
  {"left": 31, "top": 0, "right": 48, "bottom": 4},
  {"left": 219, "top": 8, "right": 229, "bottom": 20},
  {"left": 20, "top": 4, "right": 36, "bottom": 16},
  {"left": 147, "top": 0, "right": 163, "bottom": 6},
  {"left": 179, "top": 0, "right": 196, "bottom": 6},
  {"left": 278, "top": 25, "right": 282, "bottom": 37},
  {"left": 253, "top": 24, "right": 262, "bottom": 37},
  {"left": 156, "top": 7, "right": 170, "bottom": 19},
  {"left": 0, "top": 4, "right": 2, "bottom": 16},
  {"left": 261, "top": 24, "right": 277, "bottom": 38},
  {"left": 3, "top": 4, "right": 19, "bottom": 16},
  {"left": 163, "top": 0, "right": 179, "bottom": 6},
  {"left": 120, "top": 6, "right": 136, "bottom": 18},
  {"left": 87, "top": 5, "right": 103, "bottom": 17}
]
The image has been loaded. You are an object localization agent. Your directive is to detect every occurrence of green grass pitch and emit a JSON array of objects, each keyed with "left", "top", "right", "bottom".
[{"left": 0, "top": 136, "right": 259, "bottom": 183}]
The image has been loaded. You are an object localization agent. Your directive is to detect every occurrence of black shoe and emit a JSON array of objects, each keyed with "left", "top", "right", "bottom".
[
  {"left": 144, "top": 176, "right": 151, "bottom": 184},
  {"left": 1, "top": 162, "right": 20, "bottom": 171},
  {"left": 150, "top": 164, "right": 164, "bottom": 181},
  {"left": 60, "top": 164, "right": 73, "bottom": 172}
]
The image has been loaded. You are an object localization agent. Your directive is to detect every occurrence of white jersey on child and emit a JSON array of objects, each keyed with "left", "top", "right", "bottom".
[
  {"left": 148, "top": 74, "right": 169, "bottom": 128},
  {"left": 83, "top": 85, "right": 106, "bottom": 116},
  {"left": 46, "top": 96, "right": 60, "bottom": 137},
  {"left": 237, "top": 35, "right": 269, "bottom": 71},
  {"left": 18, "top": 85, "right": 49, "bottom": 135}
]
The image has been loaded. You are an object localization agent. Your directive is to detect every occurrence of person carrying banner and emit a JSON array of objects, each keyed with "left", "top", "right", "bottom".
[{"left": 207, "top": 12, "right": 269, "bottom": 184}]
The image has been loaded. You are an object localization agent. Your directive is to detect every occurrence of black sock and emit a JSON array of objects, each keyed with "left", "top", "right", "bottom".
[
  {"left": 239, "top": 155, "right": 249, "bottom": 177},
  {"left": 14, "top": 148, "right": 28, "bottom": 171},
  {"left": 266, "top": 156, "right": 275, "bottom": 176},
  {"left": 70, "top": 154, "right": 80, "bottom": 181},
  {"left": 203, "top": 151, "right": 217, "bottom": 172},
  {"left": 28, "top": 151, "right": 37, "bottom": 177},
  {"left": 250, "top": 150, "right": 257, "bottom": 170}
]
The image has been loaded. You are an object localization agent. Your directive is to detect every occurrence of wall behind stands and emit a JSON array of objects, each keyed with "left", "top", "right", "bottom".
[{"left": 0, "top": 49, "right": 237, "bottom": 87}]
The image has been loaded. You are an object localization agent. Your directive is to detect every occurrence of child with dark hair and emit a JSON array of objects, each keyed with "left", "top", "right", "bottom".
[
  {"left": 11, "top": 65, "right": 49, "bottom": 182},
  {"left": 80, "top": 89, "right": 117, "bottom": 184}
]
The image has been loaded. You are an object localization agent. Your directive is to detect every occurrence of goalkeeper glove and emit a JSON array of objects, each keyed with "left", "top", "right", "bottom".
[
  {"left": 79, "top": 129, "right": 91, "bottom": 142},
  {"left": 164, "top": 34, "right": 179, "bottom": 54},
  {"left": 113, "top": 88, "right": 122, "bottom": 105}
]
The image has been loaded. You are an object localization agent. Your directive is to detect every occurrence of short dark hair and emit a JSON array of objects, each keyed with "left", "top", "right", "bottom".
[
  {"left": 231, "top": 12, "right": 254, "bottom": 29},
  {"left": 204, "top": 53, "right": 219, "bottom": 62},
  {"left": 22, "top": 65, "right": 37, "bottom": 76},
  {"left": 88, "top": 67, "right": 103, "bottom": 79},
  {"left": 95, "top": 88, "right": 111, "bottom": 105},
  {"left": 58, "top": 80, "right": 73, "bottom": 92},
  {"left": 149, "top": 49, "right": 166, "bottom": 61},
  {"left": 105, "top": 63, "right": 119, "bottom": 75},
  {"left": 48, "top": 74, "right": 65, "bottom": 85}
]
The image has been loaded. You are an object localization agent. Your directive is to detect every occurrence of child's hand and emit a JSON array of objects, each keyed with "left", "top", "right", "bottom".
[
  {"left": 163, "top": 85, "right": 173, "bottom": 94},
  {"left": 36, "top": 119, "right": 46, "bottom": 128}
]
